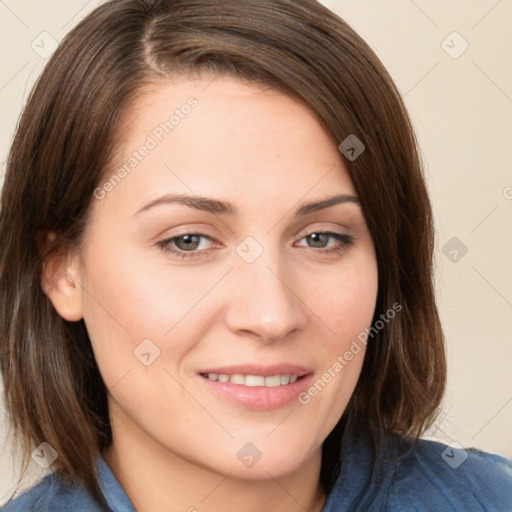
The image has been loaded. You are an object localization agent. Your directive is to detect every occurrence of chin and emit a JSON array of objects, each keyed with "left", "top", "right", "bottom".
[{"left": 197, "top": 437, "right": 320, "bottom": 481}]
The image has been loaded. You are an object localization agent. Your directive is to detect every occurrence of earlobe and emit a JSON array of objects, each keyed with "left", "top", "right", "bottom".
[{"left": 40, "top": 232, "right": 84, "bottom": 322}]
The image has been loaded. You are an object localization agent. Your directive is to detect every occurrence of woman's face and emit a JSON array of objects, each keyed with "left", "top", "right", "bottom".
[{"left": 68, "top": 75, "right": 378, "bottom": 479}]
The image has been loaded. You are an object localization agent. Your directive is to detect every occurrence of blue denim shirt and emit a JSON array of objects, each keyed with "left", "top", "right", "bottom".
[{"left": 3, "top": 431, "right": 512, "bottom": 511}]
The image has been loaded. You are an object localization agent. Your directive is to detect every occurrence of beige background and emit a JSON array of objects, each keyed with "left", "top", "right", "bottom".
[{"left": 1, "top": 0, "right": 511, "bottom": 504}]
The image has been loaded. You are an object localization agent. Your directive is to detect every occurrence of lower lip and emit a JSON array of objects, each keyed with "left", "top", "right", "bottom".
[{"left": 198, "top": 373, "right": 314, "bottom": 411}]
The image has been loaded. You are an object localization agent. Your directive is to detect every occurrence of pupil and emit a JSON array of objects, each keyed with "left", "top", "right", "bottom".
[
  {"left": 309, "top": 233, "right": 326, "bottom": 248},
  {"left": 180, "top": 235, "right": 198, "bottom": 250}
]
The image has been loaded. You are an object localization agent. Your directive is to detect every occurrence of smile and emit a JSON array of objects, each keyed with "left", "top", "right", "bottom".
[
  {"left": 197, "top": 365, "right": 314, "bottom": 410},
  {"left": 200, "top": 373, "right": 300, "bottom": 387}
]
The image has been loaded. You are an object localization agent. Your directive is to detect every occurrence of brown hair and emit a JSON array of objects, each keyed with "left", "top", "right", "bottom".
[{"left": 0, "top": 0, "right": 446, "bottom": 506}]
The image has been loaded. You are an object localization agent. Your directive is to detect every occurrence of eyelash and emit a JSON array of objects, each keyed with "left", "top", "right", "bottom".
[{"left": 156, "top": 230, "right": 354, "bottom": 260}]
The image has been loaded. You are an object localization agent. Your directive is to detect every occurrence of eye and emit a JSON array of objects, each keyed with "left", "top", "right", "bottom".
[
  {"left": 295, "top": 231, "right": 354, "bottom": 255},
  {"left": 157, "top": 233, "right": 215, "bottom": 260},
  {"left": 156, "top": 230, "right": 354, "bottom": 260}
]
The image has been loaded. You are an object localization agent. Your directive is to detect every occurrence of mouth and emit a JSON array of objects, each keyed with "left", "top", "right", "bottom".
[{"left": 197, "top": 364, "right": 313, "bottom": 410}]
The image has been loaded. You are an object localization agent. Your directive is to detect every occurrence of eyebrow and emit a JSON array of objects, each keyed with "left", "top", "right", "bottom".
[{"left": 132, "top": 193, "right": 360, "bottom": 217}]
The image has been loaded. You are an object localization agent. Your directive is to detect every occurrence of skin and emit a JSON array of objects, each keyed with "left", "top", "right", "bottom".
[{"left": 43, "top": 75, "right": 378, "bottom": 512}]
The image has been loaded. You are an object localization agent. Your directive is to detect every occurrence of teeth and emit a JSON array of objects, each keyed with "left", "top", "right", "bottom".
[
  {"left": 266, "top": 375, "right": 282, "bottom": 387},
  {"left": 205, "top": 373, "right": 300, "bottom": 387},
  {"left": 246, "top": 375, "right": 265, "bottom": 386},
  {"left": 230, "top": 374, "right": 245, "bottom": 385}
]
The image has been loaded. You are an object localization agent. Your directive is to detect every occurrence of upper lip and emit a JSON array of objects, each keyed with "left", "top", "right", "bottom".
[{"left": 198, "top": 364, "right": 312, "bottom": 377}]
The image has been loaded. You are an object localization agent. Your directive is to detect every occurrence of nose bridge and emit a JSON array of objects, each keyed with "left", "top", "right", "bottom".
[{"left": 225, "top": 237, "right": 306, "bottom": 341}]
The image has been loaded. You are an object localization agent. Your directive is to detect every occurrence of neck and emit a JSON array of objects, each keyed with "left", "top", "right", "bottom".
[{"left": 102, "top": 422, "right": 327, "bottom": 512}]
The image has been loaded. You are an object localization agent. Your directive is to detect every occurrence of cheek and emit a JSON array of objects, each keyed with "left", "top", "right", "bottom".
[
  {"left": 80, "top": 241, "right": 222, "bottom": 392},
  {"left": 79, "top": 245, "right": 167, "bottom": 383},
  {"left": 300, "top": 257, "right": 378, "bottom": 413},
  {"left": 83, "top": 244, "right": 214, "bottom": 333},
  {"left": 318, "top": 259, "right": 379, "bottom": 348}
]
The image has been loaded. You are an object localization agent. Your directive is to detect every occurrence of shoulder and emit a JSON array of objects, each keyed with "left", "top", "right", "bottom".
[
  {"left": 324, "top": 428, "right": 512, "bottom": 512},
  {"left": 386, "top": 436, "right": 512, "bottom": 511},
  {"left": 1, "top": 473, "right": 106, "bottom": 512}
]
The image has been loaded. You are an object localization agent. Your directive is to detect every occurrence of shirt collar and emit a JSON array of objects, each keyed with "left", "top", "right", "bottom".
[{"left": 96, "top": 454, "right": 137, "bottom": 512}]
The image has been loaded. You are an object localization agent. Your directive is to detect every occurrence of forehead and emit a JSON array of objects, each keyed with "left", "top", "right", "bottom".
[{"left": 92, "top": 75, "right": 357, "bottom": 219}]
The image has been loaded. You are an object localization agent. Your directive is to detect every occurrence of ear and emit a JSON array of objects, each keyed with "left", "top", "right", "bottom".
[{"left": 39, "top": 232, "right": 84, "bottom": 322}]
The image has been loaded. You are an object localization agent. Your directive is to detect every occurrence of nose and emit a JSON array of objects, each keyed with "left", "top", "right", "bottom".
[{"left": 224, "top": 250, "right": 307, "bottom": 343}]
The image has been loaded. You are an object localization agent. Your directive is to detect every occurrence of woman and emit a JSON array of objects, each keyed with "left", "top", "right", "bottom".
[{"left": 0, "top": 0, "right": 511, "bottom": 510}]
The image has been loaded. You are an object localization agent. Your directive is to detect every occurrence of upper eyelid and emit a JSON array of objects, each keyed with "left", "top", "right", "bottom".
[{"left": 164, "top": 221, "right": 351, "bottom": 239}]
